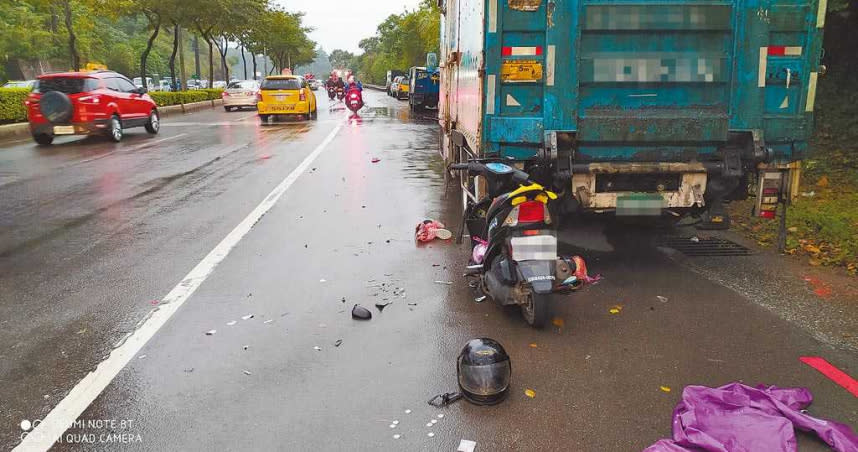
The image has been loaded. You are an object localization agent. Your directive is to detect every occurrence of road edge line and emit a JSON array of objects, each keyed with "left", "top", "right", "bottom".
[{"left": 14, "top": 122, "right": 344, "bottom": 451}]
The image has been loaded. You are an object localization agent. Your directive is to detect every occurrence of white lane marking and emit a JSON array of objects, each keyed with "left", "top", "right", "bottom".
[
  {"left": 14, "top": 123, "right": 344, "bottom": 452},
  {"left": 77, "top": 134, "right": 188, "bottom": 164}
]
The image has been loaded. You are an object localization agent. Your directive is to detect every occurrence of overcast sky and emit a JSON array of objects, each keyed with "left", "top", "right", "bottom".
[{"left": 274, "top": 1, "right": 424, "bottom": 54}]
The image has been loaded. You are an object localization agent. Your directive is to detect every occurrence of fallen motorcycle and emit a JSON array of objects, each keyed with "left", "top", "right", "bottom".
[
  {"left": 346, "top": 88, "right": 364, "bottom": 113},
  {"left": 451, "top": 161, "right": 578, "bottom": 328}
]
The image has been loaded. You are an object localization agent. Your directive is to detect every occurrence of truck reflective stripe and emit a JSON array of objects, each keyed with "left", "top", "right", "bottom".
[
  {"left": 487, "top": 75, "right": 496, "bottom": 114},
  {"left": 817, "top": 0, "right": 827, "bottom": 27},
  {"left": 489, "top": 0, "right": 498, "bottom": 33},
  {"left": 758, "top": 47, "right": 767, "bottom": 87},
  {"left": 546, "top": 45, "right": 556, "bottom": 86},
  {"left": 806, "top": 72, "right": 818, "bottom": 112},
  {"left": 767, "top": 46, "right": 802, "bottom": 56},
  {"left": 502, "top": 46, "right": 543, "bottom": 56}
]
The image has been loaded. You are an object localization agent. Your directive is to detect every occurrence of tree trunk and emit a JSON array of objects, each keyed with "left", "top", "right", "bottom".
[
  {"left": 193, "top": 35, "right": 201, "bottom": 80},
  {"left": 208, "top": 38, "right": 214, "bottom": 87},
  {"left": 241, "top": 46, "right": 247, "bottom": 80},
  {"left": 140, "top": 13, "right": 162, "bottom": 91},
  {"left": 218, "top": 36, "right": 229, "bottom": 82},
  {"left": 251, "top": 51, "right": 257, "bottom": 80},
  {"left": 61, "top": 0, "right": 80, "bottom": 71},
  {"left": 168, "top": 24, "right": 179, "bottom": 91},
  {"left": 178, "top": 27, "right": 187, "bottom": 90}
]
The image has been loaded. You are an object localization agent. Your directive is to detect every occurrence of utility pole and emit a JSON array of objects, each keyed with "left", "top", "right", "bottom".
[
  {"left": 178, "top": 27, "right": 187, "bottom": 90},
  {"left": 263, "top": 47, "right": 267, "bottom": 76}
]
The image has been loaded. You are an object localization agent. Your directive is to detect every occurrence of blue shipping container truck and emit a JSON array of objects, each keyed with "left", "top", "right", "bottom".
[
  {"left": 439, "top": 0, "right": 825, "bottom": 225},
  {"left": 408, "top": 66, "right": 441, "bottom": 111}
]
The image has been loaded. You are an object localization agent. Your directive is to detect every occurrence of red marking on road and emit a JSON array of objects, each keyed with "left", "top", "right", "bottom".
[
  {"left": 802, "top": 275, "right": 833, "bottom": 299},
  {"left": 260, "top": 154, "right": 272, "bottom": 160},
  {"left": 800, "top": 356, "right": 858, "bottom": 397}
]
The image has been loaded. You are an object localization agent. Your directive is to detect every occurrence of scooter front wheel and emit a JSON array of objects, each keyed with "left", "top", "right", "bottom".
[{"left": 521, "top": 292, "right": 550, "bottom": 328}]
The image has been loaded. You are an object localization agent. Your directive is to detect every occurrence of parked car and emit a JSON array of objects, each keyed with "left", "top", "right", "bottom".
[
  {"left": 393, "top": 76, "right": 410, "bottom": 100},
  {"left": 132, "top": 76, "right": 160, "bottom": 91},
  {"left": 257, "top": 75, "right": 318, "bottom": 122},
  {"left": 25, "top": 70, "right": 159, "bottom": 145},
  {"left": 222, "top": 80, "right": 260, "bottom": 111},
  {"left": 385, "top": 70, "right": 404, "bottom": 95},
  {"left": 2, "top": 80, "right": 36, "bottom": 89},
  {"left": 213, "top": 80, "right": 227, "bottom": 89}
]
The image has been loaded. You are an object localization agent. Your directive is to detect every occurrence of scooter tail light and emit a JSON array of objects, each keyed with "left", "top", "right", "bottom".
[{"left": 517, "top": 201, "right": 546, "bottom": 223}]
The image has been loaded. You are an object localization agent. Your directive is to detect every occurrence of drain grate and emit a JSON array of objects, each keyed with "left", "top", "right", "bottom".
[{"left": 657, "top": 236, "right": 754, "bottom": 257}]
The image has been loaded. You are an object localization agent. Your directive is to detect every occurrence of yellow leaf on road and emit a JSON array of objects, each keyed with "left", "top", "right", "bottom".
[
  {"left": 552, "top": 317, "right": 564, "bottom": 328},
  {"left": 524, "top": 389, "right": 536, "bottom": 398},
  {"left": 660, "top": 386, "right": 671, "bottom": 393}
]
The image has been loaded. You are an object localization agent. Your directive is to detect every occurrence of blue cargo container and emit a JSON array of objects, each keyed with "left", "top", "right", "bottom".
[
  {"left": 408, "top": 66, "right": 441, "bottom": 110},
  {"left": 439, "top": 0, "right": 825, "bottom": 224}
]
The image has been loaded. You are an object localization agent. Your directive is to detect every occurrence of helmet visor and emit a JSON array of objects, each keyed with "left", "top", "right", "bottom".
[{"left": 458, "top": 361, "right": 511, "bottom": 396}]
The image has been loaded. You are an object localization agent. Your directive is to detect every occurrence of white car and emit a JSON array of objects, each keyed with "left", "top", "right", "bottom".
[
  {"left": 2, "top": 80, "right": 36, "bottom": 89},
  {"left": 213, "top": 81, "right": 227, "bottom": 89},
  {"left": 222, "top": 80, "right": 260, "bottom": 111}
]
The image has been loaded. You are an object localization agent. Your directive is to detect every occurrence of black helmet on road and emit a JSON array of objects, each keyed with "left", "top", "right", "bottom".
[{"left": 457, "top": 338, "right": 511, "bottom": 405}]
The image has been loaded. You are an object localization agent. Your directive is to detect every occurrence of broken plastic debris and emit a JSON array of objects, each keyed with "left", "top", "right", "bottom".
[
  {"left": 264, "top": 319, "right": 273, "bottom": 324},
  {"left": 389, "top": 424, "right": 397, "bottom": 429},
  {"left": 657, "top": 296, "right": 668, "bottom": 303},
  {"left": 529, "top": 343, "right": 538, "bottom": 348},
  {"left": 375, "top": 301, "right": 392, "bottom": 312},
  {"left": 690, "top": 236, "right": 700, "bottom": 243},
  {"left": 660, "top": 386, "right": 672, "bottom": 393},
  {"left": 313, "top": 346, "right": 322, "bottom": 351},
  {"left": 392, "top": 420, "right": 399, "bottom": 425},
  {"left": 243, "top": 370, "right": 252, "bottom": 376},
  {"left": 352, "top": 304, "right": 372, "bottom": 320},
  {"left": 474, "top": 295, "right": 487, "bottom": 303},
  {"left": 609, "top": 306, "right": 622, "bottom": 314},
  {"left": 431, "top": 419, "right": 438, "bottom": 424},
  {"left": 524, "top": 389, "right": 536, "bottom": 398},
  {"left": 437, "top": 414, "right": 444, "bottom": 419},
  {"left": 241, "top": 314, "right": 254, "bottom": 320},
  {"left": 393, "top": 434, "right": 401, "bottom": 439},
  {"left": 150, "top": 299, "right": 159, "bottom": 305},
  {"left": 319, "top": 279, "right": 327, "bottom": 283},
  {"left": 405, "top": 409, "right": 412, "bottom": 414},
  {"left": 138, "top": 354, "right": 147, "bottom": 360},
  {"left": 226, "top": 321, "right": 237, "bottom": 326},
  {"left": 371, "top": 157, "right": 381, "bottom": 163},
  {"left": 458, "top": 439, "right": 477, "bottom": 452},
  {"left": 427, "top": 432, "right": 435, "bottom": 438},
  {"left": 434, "top": 280, "right": 453, "bottom": 285},
  {"left": 243, "top": 345, "right": 249, "bottom": 350},
  {"left": 334, "top": 339, "right": 343, "bottom": 347},
  {"left": 205, "top": 330, "right": 217, "bottom": 335},
  {"left": 426, "top": 422, "right": 433, "bottom": 427}
]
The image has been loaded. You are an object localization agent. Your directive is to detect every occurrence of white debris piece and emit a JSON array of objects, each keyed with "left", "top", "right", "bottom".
[
  {"left": 393, "top": 434, "right": 401, "bottom": 439},
  {"left": 226, "top": 321, "right": 237, "bottom": 326},
  {"left": 404, "top": 409, "right": 412, "bottom": 414},
  {"left": 427, "top": 432, "right": 435, "bottom": 438},
  {"left": 241, "top": 314, "right": 254, "bottom": 320},
  {"left": 458, "top": 439, "right": 477, "bottom": 452}
]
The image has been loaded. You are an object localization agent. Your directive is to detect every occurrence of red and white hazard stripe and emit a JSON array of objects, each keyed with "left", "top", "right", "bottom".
[
  {"left": 767, "top": 46, "right": 802, "bottom": 56},
  {"left": 502, "top": 46, "right": 542, "bottom": 57}
]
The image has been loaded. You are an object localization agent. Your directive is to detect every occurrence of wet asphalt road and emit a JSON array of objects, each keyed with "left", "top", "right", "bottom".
[{"left": 1, "top": 90, "right": 856, "bottom": 451}]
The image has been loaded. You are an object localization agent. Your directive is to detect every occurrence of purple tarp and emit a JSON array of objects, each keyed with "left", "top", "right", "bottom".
[{"left": 645, "top": 383, "right": 858, "bottom": 452}]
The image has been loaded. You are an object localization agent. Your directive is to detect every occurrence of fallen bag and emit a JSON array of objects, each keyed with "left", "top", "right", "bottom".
[
  {"left": 416, "top": 219, "right": 446, "bottom": 242},
  {"left": 644, "top": 382, "right": 858, "bottom": 452}
]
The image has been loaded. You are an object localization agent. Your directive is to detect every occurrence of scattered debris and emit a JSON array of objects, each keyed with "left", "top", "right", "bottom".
[
  {"left": 529, "top": 343, "right": 538, "bottom": 348},
  {"left": 425, "top": 422, "right": 433, "bottom": 427},
  {"left": 375, "top": 301, "right": 392, "bottom": 312},
  {"left": 389, "top": 424, "right": 397, "bottom": 429},
  {"left": 656, "top": 296, "right": 669, "bottom": 303},
  {"left": 405, "top": 409, "right": 412, "bottom": 414},
  {"left": 392, "top": 420, "right": 399, "bottom": 425},
  {"left": 428, "top": 392, "right": 463, "bottom": 407},
  {"left": 524, "top": 389, "right": 536, "bottom": 398},
  {"left": 407, "top": 302, "right": 418, "bottom": 306},
  {"left": 690, "top": 236, "right": 700, "bottom": 243},
  {"left": 474, "top": 295, "right": 487, "bottom": 303},
  {"left": 371, "top": 157, "right": 381, "bottom": 163},
  {"left": 205, "top": 330, "right": 217, "bottom": 336},
  {"left": 226, "top": 321, "right": 237, "bottom": 326},
  {"left": 183, "top": 368, "right": 194, "bottom": 373},
  {"left": 352, "top": 304, "right": 372, "bottom": 320},
  {"left": 458, "top": 439, "right": 477, "bottom": 452},
  {"left": 243, "top": 345, "right": 249, "bottom": 350},
  {"left": 241, "top": 314, "right": 254, "bottom": 320},
  {"left": 150, "top": 299, "right": 160, "bottom": 305},
  {"left": 138, "top": 354, "right": 147, "bottom": 360},
  {"left": 319, "top": 279, "right": 327, "bottom": 283},
  {"left": 264, "top": 319, "right": 274, "bottom": 324},
  {"left": 76, "top": 328, "right": 87, "bottom": 335},
  {"left": 552, "top": 317, "right": 565, "bottom": 328},
  {"left": 334, "top": 339, "right": 343, "bottom": 347},
  {"left": 427, "top": 432, "right": 435, "bottom": 438},
  {"left": 313, "top": 346, "right": 322, "bottom": 351},
  {"left": 416, "top": 220, "right": 448, "bottom": 242},
  {"left": 431, "top": 419, "right": 438, "bottom": 425},
  {"left": 660, "top": 386, "right": 671, "bottom": 393},
  {"left": 392, "top": 434, "right": 401, "bottom": 439},
  {"left": 609, "top": 306, "right": 622, "bottom": 314},
  {"left": 585, "top": 355, "right": 591, "bottom": 360},
  {"left": 242, "top": 370, "right": 252, "bottom": 376},
  {"left": 434, "top": 280, "right": 453, "bottom": 285}
]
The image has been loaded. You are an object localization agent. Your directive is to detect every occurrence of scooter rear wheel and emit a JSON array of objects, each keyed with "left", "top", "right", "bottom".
[{"left": 521, "top": 292, "right": 550, "bottom": 328}]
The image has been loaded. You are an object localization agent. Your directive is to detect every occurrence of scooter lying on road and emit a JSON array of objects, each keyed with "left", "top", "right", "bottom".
[
  {"left": 346, "top": 88, "right": 364, "bottom": 113},
  {"left": 451, "top": 160, "right": 575, "bottom": 328}
]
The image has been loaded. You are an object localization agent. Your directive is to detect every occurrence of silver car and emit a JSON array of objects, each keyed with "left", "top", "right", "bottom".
[{"left": 222, "top": 80, "right": 261, "bottom": 111}]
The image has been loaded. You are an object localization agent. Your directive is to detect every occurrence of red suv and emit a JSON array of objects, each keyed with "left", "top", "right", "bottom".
[{"left": 25, "top": 71, "right": 159, "bottom": 145}]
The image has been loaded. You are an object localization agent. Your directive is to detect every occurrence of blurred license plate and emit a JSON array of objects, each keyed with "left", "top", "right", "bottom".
[
  {"left": 617, "top": 194, "right": 665, "bottom": 216},
  {"left": 53, "top": 125, "right": 74, "bottom": 135},
  {"left": 511, "top": 235, "right": 556, "bottom": 261},
  {"left": 268, "top": 105, "right": 295, "bottom": 112}
]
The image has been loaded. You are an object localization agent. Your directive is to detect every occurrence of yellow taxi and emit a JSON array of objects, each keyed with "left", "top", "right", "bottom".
[
  {"left": 257, "top": 75, "right": 318, "bottom": 121},
  {"left": 395, "top": 76, "right": 410, "bottom": 100}
]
